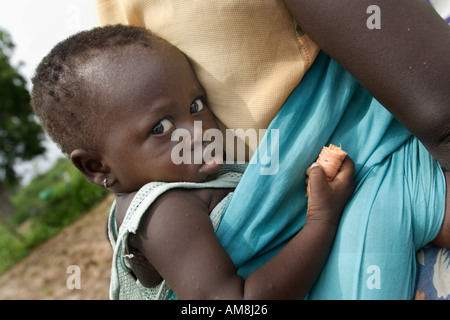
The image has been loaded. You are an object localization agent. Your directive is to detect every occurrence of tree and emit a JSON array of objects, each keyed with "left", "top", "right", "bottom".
[
  {"left": 0, "top": 28, "right": 46, "bottom": 240},
  {"left": 0, "top": 28, "right": 46, "bottom": 189}
]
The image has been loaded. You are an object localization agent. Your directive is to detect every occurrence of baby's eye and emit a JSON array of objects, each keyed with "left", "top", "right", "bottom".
[
  {"left": 151, "top": 119, "right": 174, "bottom": 135},
  {"left": 190, "top": 98, "right": 205, "bottom": 114}
]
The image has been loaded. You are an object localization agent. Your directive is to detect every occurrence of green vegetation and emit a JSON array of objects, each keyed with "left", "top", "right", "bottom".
[
  {"left": 0, "top": 28, "right": 108, "bottom": 275},
  {"left": 0, "top": 157, "right": 108, "bottom": 274},
  {"left": 0, "top": 28, "right": 46, "bottom": 188}
]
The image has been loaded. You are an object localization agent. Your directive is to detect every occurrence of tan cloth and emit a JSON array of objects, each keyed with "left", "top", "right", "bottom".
[{"left": 96, "top": 0, "right": 319, "bottom": 153}]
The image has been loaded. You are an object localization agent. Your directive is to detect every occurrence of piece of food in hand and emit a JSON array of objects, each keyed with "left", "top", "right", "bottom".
[
  {"left": 306, "top": 144, "right": 348, "bottom": 196},
  {"left": 316, "top": 144, "right": 348, "bottom": 181}
]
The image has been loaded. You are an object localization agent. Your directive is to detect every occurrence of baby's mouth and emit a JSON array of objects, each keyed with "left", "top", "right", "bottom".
[{"left": 199, "top": 152, "right": 223, "bottom": 178}]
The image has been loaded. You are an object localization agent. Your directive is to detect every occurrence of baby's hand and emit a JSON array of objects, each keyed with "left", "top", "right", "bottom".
[{"left": 305, "top": 156, "right": 355, "bottom": 225}]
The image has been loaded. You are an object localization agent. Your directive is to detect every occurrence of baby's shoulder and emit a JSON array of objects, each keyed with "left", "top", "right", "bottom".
[
  {"left": 114, "top": 191, "right": 138, "bottom": 229},
  {"left": 116, "top": 187, "right": 230, "bottom": 232},
  {"left": 148, "top": 188, "right": 211, "bottom": 217},
  {"left": 153, "top": 188, "right": 233, "bottom": 216}
]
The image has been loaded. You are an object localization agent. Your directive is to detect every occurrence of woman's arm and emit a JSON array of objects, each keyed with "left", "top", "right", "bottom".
[
  {"left": 130, "top": 158, "right": 354, "bottom": 299},
  {"left": 283, "top": 0, "right": 450, "bottom": 170}
]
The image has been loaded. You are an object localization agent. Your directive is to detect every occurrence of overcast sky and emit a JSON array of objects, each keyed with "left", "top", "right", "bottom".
[{"left": 0, "top": 0, "right": 97, "bottom": 184}]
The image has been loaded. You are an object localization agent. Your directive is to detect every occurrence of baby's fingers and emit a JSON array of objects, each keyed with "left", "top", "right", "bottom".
[
  {"left": 330, "top": 156, "right": 355, "bottom": 198},
  {"left": 333, "top": 156, "right": 355, "bottom": 183},
  {"left": 306, "top": 163, "right": 328, "bottom": 197}
]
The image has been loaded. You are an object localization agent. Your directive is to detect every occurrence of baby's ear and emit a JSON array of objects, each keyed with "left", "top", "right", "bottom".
[{"left": 70, "top": 149, "right": 109, "bottom": 187}]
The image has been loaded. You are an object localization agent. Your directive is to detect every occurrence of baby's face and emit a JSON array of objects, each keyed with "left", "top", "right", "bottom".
[{"left": 87, "top": 45, "right": 222, "bottom": 193}]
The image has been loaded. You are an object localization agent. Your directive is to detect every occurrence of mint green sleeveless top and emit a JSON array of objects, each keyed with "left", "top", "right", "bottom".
[{"left": 108, "top": 164, "right": 246, "bottom": 300}]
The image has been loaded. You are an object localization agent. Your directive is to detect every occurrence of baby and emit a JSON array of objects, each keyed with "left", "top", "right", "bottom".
[{"left": 31, "top": 25, "right": 354, "bottom": 299}]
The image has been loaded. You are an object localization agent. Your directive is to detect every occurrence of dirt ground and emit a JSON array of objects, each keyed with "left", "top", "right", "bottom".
[{"left": 0, "top": 194, "right": 115, "bottom": 300}]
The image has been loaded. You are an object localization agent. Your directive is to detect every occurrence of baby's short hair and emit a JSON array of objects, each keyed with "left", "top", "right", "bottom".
[{"left": 31, "top": 24, "right": 164, "bottom": 155}]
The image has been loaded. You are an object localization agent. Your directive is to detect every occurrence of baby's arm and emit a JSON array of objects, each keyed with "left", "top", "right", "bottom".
[{"left": 129, "top": 158, "right": 354, "bottom": 299}]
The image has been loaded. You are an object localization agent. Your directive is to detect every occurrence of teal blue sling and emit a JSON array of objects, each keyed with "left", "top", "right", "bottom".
[{"left": 216, "top": 52, "right": 446, "bottom": 299}]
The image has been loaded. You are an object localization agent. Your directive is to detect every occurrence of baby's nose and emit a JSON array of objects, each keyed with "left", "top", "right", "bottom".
[
  {"left": 186, "top": 134, "right": 203, "bottom": 150},
  {"left": 185, "top": 121, "right": 205, "bottom": 149}
]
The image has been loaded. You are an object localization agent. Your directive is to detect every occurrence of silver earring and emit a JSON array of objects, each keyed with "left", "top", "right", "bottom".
[{"left": 103, "top": 178, "right": 108, "bottom": 189}]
